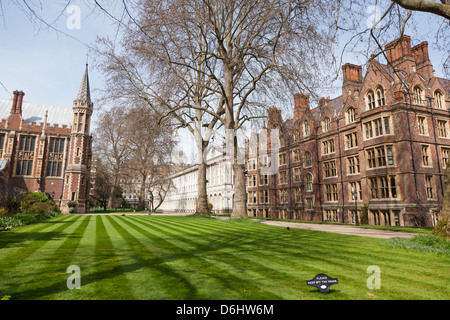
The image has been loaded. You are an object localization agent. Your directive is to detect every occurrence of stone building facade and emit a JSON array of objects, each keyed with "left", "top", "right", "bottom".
[
  {"left": 247, "top": 35, "right": 450, "bottom": 227},
  {"left": 0, "top": 65, "right": 93, "bottom": 213}
]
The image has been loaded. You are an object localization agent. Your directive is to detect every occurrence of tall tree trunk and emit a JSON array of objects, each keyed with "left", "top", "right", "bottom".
[
  {"left": 197, "top": 160, "right": 208, "bottom": 215},
  {"left": 139, "top": 173, "right": 147, "bottom": 210}
]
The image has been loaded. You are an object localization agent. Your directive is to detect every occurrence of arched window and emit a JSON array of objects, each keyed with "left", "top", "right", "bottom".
[
  {"left": 346, "top": 107, "right": 355, "bottom": 124},
  {"left": 323, "top": 117, "right": 331, "bottom": 132},
  {"left": 434, "top": 90, "right": 445, "bottom": 109},
  {"left": 306, "top": 173, "right": 313, "bottom": 191},
  {"left": 303, "top": 120, "right": 310, "bottom": 136},
  {"left": 376, "top": 86, "right": 385, "bottom": 107},
  {"left": 413, "top": 86, "right": 425, "bottom": 105},
  {"left": 366, "top": 90, "right": 376, "bottom": 110},
  {"left": 304, "top": 151, "right": 312, "bottom": 167}
]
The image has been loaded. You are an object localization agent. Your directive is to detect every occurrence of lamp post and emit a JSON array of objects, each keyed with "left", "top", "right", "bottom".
[
  {"left": 149, "top": 190, "right": 153, "bottom": 213},
  {"left": 351, "top": 187, "right": 359, "bottom": 226}
]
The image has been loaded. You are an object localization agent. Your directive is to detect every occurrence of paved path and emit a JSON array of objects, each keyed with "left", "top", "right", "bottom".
[{"left": 253, "top": 219, "right": 417, "bottom": 239}]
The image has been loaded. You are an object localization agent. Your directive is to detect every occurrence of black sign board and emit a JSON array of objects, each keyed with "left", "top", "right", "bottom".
[{"left": 306, "top": 273, "right": 339, "bottom": 295}]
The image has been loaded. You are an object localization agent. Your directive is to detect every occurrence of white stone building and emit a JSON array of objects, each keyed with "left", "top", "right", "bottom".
[{"left": 159, "top": 146, "right": 234, "bottom": 214}]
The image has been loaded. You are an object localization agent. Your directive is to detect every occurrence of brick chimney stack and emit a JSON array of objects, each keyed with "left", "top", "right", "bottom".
[
  {"left": 10, "top": 90, "right": 24, "bottom": 115},
  {"left": 11, "top": 91, "right": 18, "bottom": 113},
  {"left": 342, "top": 63, "right": 362, "bottom": 101},
  {"left": 293, "top": 93, "right": 309, "bottom": 122},
  {"left": 411, "top": 41, "right": 434, "bottom": 80},
  {"left": 385, "top": 35, "right": 415, "bottom": 74},
  {"left": 16, "top": 91, "right": 25, "bottom": 115},
  {"left": 267, "top": 107, "right": 282, "bottom": 129}
]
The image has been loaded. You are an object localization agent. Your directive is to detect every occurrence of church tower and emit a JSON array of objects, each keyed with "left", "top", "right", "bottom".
[{"left": 61, "top": 64, "right": 93, "bottom": 213}]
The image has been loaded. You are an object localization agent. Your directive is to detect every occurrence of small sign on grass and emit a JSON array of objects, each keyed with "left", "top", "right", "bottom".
[{"left": 306, "top": 273, "right": 339, "bottom": 295}]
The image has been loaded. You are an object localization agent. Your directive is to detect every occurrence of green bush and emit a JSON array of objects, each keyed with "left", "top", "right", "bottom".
[{"left": 380, "top": 234, "right": 450, "bottom": 255}]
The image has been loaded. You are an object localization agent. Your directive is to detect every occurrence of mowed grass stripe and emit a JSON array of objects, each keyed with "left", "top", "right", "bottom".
[
  {"left": 133, "top": 216, "right": 450, "bottom": 300},
  {"left": 121, "top": 216, "right": 283, "bottom": 299},
  {"left": 1, "top": 215, "right": 91, "bottom": 300},
  {"left": 135, "top": 217, "right": 309, "bottom": 299},
  {"left": 90, "top": 215, "right": 134, "bottom": 299},
  {"left": 131, "top": 216, "right": 352, "bottom": 299},
  {"left": 0, "top": 215, "right": 80, "bottom": 279},
  {"left": 53, "top": 215, "right": 99, "bottom": 299},
  {"left": 104, "top": 215, "right": 197, "bottom": 299},
  {"left": 133, "top": 216, "right": 312, "bottom": 299}
]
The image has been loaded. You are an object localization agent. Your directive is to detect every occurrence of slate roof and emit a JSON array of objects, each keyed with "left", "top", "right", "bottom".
[{"left": 0, "top": 99, "right": 72, "bottom": 128}]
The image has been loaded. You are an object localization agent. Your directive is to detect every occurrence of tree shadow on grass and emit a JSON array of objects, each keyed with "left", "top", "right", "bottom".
[{"left": 0, "top": 231, "right": 77, "bottom": 250}]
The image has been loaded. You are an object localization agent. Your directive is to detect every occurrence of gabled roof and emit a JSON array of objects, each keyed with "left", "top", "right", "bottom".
[{"left": 0, "top": 100, "right": 72, "bottom": 128}]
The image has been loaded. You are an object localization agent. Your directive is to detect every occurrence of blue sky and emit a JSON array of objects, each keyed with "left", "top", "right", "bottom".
[
  {"left": 0, "top": 2, "right": 447, "bottom": 125},
  {"left": 0, "top": 2, "right": 113, "bottom": 108}
]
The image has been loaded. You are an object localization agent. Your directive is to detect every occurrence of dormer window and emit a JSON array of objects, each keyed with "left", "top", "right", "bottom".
[
  {"left": 346, "top": 107, "right": 355, "bottom": 124},
  {"left": 323, "top": 117, "right": 331, "bottom": 132},
  {"left": 366, "top": 90, "right": 376, "bottom": 110},
  {"left": 434, "top": 90, "right": 445, "bottom": 109},
  {"left": 376, "top": 87, "right": 385, "bottom": 107},
  {"left": 413, "top": 86, "right": 425, "bottom": 106},
  {"left": 303, "top": 120, "right": 310, "bottom": 136}
]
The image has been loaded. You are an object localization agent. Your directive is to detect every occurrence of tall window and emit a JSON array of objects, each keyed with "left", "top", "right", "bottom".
[
  {"left": 376, "top": 87, "right": 385, "bottom": 107},
  {"left": 348, "top": 156, "right": 360, "bottom": 174},
  {"left": 349, "top": 181, "right": 362, "bottom": 200},
  {"left": 0, "top": 133, "right": 4, "bottom": 155},
  {"left": 346, "top": 107, "right": 355, "bottom": 124},
  {"left": 304, "top": 151, "right": 312, "bottom": 167},
  {"left": 322, "top": 138, "right": 335, "bottom": 155},
  {"left": 323, "top": 117, "right": 331, "bottom": 132},
  {"left": 366, "top": 90, "right": 376, "bottom": 110},
  {"left": 434, "top": 90, "right": 444, "bottom": 109},
  {"left": 325, "top": 184, "right": 338, "bottom": 202},
  {"left": 418, "top": 117, "right": 428, "bottom": 135},
  {"left": 294, "top": 187, "right": 301, "bottom": 203},
  {"left": 442, "top": 148, "right": 450, "bottom": 168},
  {"left": 438, "top": 120, "right": 448, "bottom": 138},
  {"left": 16, "top": 135, "right": 36, "bottom": 176},
  {"left": 345, "top": 132, "right": 358, "bottom": 149},
  {"left": 303, "top": 120, "right": 310, "bottom": 136},
  {"left": 293, "top": 167, "right": 301, "bottom": 183},
  {"left": 293, "top": 149, "right": 300, "bottom": 162},
  {"left": 306, "top": 173, "right": 313, "bottom": 191},
  {"left": 421, "top": 145, "right": 431, "bottom": 167},
  {"left": 278, "top": 170, "right": 287, "bottom": 184},
  {"left": 47, "top": 138, "right": 65, "bottom": 177},
  {"left": 259, "top": 190, "right": 269, "bottom": 204},
  {"left": 259, "top": 173, "right": 269, "bottom": 185},
  {"left": 323, "top": 160, "right": 337, "bottom": 178},
  {"left": 413, "top": 86, "right": 425, "bottom": 105},
  {"left": 425, "top": 176, "right": 435, "bottom": 199}
]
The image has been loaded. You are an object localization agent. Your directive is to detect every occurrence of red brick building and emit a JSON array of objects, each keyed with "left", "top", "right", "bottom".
[
  {"left": 247, "top": 35, "right": 450, "bottom": 227},
  {"left": 0, "top": 65, "right": 93, "bottom": 213}
]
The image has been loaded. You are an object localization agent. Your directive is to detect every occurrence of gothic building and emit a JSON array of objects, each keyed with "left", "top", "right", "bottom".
[
  {"left": 247, "top": 35, "right": 450, "bottom": 227},
  {"left": 0, "top": 65, "right": 93, "bottom": 213}
]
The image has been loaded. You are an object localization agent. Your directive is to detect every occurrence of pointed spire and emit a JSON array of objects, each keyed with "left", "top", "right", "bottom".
[{"left": 76, "top": 64, "right": 91, "bottom": 102}]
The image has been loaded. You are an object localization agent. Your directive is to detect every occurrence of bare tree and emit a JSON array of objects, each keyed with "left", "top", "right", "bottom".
[
  {"left": 93, "top": 107, "right": 129, "bottom": 208},
  {"left": 122, "top": 104, "right": 176, "bottom": 210}
]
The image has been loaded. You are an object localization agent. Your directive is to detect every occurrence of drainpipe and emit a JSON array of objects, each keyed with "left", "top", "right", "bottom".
[
  {"left": 336, "top": 117, "right": 345, "bottom": 223},
  {"left": 428, "top": 95, "right": 444, "bottom": 197},
  {"left": 404, "top": 91, "right": 420, "bottom": 199}
]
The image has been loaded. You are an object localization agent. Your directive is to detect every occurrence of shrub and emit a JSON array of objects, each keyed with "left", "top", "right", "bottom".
[{"left": 380, "top": 234, "right": 450, "bottom": 254}]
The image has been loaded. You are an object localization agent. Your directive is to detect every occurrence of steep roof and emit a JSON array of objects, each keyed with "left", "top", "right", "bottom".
[
  {"left": 0, "top": 99, "right": 72, "bottom": 128},
  {"left": 76, "top": 64, "right": 91, "bottom": 102}
]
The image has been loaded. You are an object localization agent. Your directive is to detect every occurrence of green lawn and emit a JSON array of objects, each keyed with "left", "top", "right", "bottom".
[{"left": 0, "top": 214, "right": 448, "bottom": 300}]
